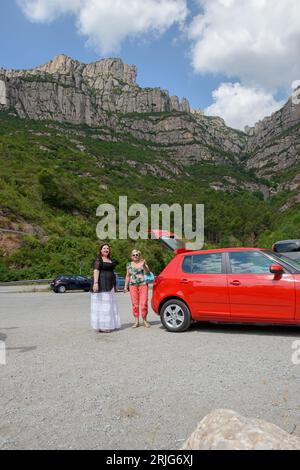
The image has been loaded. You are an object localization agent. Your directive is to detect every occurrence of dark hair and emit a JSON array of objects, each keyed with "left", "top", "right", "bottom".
[{"left": 98, "top": 244, "right": 111, "bottom": 259}]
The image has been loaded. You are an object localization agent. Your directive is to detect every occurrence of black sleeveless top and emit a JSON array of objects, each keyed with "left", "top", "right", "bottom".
[{"left": 91, "top": 257, "right": 117, "bottom": 293}]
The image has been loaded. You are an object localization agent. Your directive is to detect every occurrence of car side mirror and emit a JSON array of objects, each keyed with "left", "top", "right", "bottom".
[{"left": 270, "top": 264, "right": 284, "bottom": 275}]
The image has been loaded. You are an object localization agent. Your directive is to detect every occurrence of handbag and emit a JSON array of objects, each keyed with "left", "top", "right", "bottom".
[{"left": 144, "top": 272, "right": 155, "bottom": 284}]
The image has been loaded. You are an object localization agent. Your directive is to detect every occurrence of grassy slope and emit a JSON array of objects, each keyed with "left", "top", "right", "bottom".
[{"left": 0, "top": 110, "right": 299, "bottom": 281}]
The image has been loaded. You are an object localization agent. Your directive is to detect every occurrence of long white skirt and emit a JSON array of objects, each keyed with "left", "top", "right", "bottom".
[{"left": 91, "top": 289, "right": 121, "bottom": 331}]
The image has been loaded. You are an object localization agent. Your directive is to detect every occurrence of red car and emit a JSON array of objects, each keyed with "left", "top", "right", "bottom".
[{"left": 151, "top": 237, "right": 300, "bottom": 332}]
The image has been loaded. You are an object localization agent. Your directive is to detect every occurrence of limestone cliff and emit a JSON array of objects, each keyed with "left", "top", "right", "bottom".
[
  {"left": 243, "top": 95, "right": 300, "bottom": 179},
  {"left": 0, "top": 54, "right": 300, "bottom": 183},
  {"left": 0, "top": 55, "right": 246, "bottom": 165},
  {"left": 0, "top": 54, "right": 189, "bottom": 119}
]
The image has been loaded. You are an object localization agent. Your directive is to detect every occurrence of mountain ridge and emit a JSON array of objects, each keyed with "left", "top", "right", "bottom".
[
  {"left": 1, "top": 55, "right": 300, "bottom": 279},
  {"left": 1, "top": 55, "right": 299, "bottom": 179},
  {"left": 0, "top": 55, "right": 250, "bottom": 171}
]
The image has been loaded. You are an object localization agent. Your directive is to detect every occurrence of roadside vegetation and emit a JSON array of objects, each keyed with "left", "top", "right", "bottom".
[{"left": 0, "top": 110, "right": 299, "bottom": 281}]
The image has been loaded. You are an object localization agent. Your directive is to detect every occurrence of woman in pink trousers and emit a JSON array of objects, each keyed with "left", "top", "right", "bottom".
[{"left": 124, "top": 249, "right": 151, "bottom": 328}]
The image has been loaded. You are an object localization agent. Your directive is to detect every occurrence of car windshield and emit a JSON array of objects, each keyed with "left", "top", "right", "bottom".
[{"left": 264, "top": 250, "right": 300, "bottom": 272}]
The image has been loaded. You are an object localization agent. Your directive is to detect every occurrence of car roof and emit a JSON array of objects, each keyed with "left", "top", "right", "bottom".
[
  {"left": 58, "top": 274, "right": 87, "bottom": 277},
  {"left": 274, "top": 240, "right": 300, "bottom": 244},
  {"left": 176, "top": 247, "right": 266, "bottom": 257}
]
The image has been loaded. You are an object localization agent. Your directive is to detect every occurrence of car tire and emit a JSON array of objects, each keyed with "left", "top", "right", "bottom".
[
  {"left": 160, "top": 299, "right": 191, "bottom": 332},
  {"left": 58, "top": 285, "right": 67, "bottom": 294}
]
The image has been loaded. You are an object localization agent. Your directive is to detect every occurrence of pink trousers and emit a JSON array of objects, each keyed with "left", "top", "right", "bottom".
[{"left": 129, "top": 284, "right": 149, "bottom": 319}]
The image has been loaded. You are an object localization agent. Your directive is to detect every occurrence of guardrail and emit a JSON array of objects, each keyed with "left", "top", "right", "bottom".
[
  {"left": 0, "top": 229, "right": 27, "bottom": 235},
  {"left": 0, "top": 280, "right": 52, "bottom": 286}
]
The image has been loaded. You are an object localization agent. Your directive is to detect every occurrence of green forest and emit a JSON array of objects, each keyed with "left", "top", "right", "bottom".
[{"left": 0, "top": 110, "right": 299, "bottom": 281}]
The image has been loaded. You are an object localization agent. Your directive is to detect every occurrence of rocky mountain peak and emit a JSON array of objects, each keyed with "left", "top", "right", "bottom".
[
  {"left": 35, "top": 55, "right": 138, "bottom": 86},
  {"left": 35, "top": 54, "right": 81, "bottom": 75},
  {"left": 243, "top": 93, "right": 300, "bottom": 179},
  {"left": 83, "top": 58, "right": 137, "bottom": 86},
  {"left": 245, "top": 94, "right": 300, "bottom": 142},
  {"left": 0, "top": 54, "right": 191, "bottom": 117},
  {"left": 1, "top": 55, "right": 299, "bottom": 184}
]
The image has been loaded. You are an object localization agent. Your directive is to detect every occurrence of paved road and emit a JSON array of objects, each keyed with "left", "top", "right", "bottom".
[{"left": 0, "top": 291, "right": 300, "bottom": 450}]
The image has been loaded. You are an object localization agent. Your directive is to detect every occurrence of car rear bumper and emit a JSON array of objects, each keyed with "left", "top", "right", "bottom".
[{"left": 151, "top": 293, "right": 160, "bottom": 315}]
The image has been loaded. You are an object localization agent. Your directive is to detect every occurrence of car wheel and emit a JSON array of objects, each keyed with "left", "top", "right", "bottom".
[
  {"left": 160, "top": 299, "right": 191, "bottom": 332},
  {"left": 58, "top": 285, "right": 67, "bottom": 293}
]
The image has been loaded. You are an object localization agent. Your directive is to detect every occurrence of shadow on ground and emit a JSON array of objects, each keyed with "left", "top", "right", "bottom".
[{"left": 186, "top": 321, "right": 300, "bottom": 338}]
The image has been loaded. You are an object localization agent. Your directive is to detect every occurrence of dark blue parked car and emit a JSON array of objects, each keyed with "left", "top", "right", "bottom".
[
  {"left": 51, "top": 273, "right": 125, "bottom": 293},
  {"left": 50, "top": 275, "right": 92, "bottom": 293},
  {"left": 115, "top": 273, "right": 125, "bottom": 291}
]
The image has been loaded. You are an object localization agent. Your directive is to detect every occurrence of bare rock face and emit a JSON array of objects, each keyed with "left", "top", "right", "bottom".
[
  {"left": 245, "top": 96, "right": 300, "bottom": 148},
  {"left": 245, "top": 97, "right": 300, "bottom": 177},
  {"left": 0, "top": 54, "right": 190, "bottom": 119},
  {"left": 182, "top": 409, "right": 300, "bottom": 450},
  {"left": 0, "top": 55, "right": 248, "bottom": 165},
  {"left": 0, "top": 79, "right": 7, "bottom": 105},
  {"left": 0, "top": 54, "right": 299, "bottom": 184}
]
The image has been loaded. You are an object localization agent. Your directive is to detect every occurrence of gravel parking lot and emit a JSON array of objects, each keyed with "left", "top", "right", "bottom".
[{"left": 0, "top": 290, "right": 300, "bottom": 450}]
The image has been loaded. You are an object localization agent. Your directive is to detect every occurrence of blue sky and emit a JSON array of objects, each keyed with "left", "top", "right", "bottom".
[
  {"left": 1, "top": 0, "right": 299, "bottom": 130},
  {"left": 0, "top": 0, "right": 220, "bottom": 109}
]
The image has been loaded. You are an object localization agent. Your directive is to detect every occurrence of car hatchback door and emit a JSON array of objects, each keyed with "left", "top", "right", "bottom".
[
  {"left": 227, "top": 250, "right": 295, "bottom": 321},
  {"left": 180, "top": 252, "right": 230, "bottom": 320}
]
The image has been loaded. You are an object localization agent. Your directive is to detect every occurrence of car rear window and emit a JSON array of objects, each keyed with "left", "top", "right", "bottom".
[{"left": 182, "top": 253, "right": 223, "bottom": 274}]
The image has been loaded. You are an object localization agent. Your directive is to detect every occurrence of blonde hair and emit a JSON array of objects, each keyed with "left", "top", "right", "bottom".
[{"left": 131, "top": 249, "right": 141, "bottom": 256}]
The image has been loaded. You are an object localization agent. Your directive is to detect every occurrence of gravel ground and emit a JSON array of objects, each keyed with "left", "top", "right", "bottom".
[{"left": 0, "top": 291, "right": 300, "bottom": 450}]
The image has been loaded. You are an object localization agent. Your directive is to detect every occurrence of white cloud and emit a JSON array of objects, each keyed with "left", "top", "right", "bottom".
[
  {"left": 17, "top": 0, "right": 188, "bottom": 54},
  {"left": 204, "top": 83, "right": 284, "bottom": 130},
  {"left": 189, "top": 0, "right": 300, "bottom": 92},
  {"left": 17, "top": 0, "right": 298, "bottom": 127},
  {"left": 17, "top": 0, "right": 82, "bottom": 22}
]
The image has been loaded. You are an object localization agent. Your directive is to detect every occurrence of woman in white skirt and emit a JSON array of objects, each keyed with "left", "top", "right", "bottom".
[{"left": 91, "top": 244, "right": 121, "bottom": 333}]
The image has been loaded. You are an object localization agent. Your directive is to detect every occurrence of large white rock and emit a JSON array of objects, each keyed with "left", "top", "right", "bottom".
[
  {"left": 182, "top": 409, "right": 300, "bottom": 450},
  {"left": 0, "top": 80, "right": 6, "bottom": 105}
]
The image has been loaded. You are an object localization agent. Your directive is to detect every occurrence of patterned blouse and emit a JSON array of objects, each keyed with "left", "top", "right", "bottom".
[{"left": 126, "top": 262, "right": 147, "bottom": 286}]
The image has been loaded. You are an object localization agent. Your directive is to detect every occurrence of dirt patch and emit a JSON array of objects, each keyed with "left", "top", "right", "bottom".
[{"left": 0, "top": 233, "right": 22, "bottom": 256}]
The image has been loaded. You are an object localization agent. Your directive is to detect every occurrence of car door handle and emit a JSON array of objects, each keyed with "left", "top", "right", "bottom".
[
  {"left": 230, "top": 280, "right": 241, "bottom": 286},
  {"left": 180, "top": 279, "right": 189, "bottom": 284}
]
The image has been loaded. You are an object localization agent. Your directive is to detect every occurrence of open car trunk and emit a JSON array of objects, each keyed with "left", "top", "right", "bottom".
[{"left": 148, "top": 230, "right": 189, "bottom": 254}]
